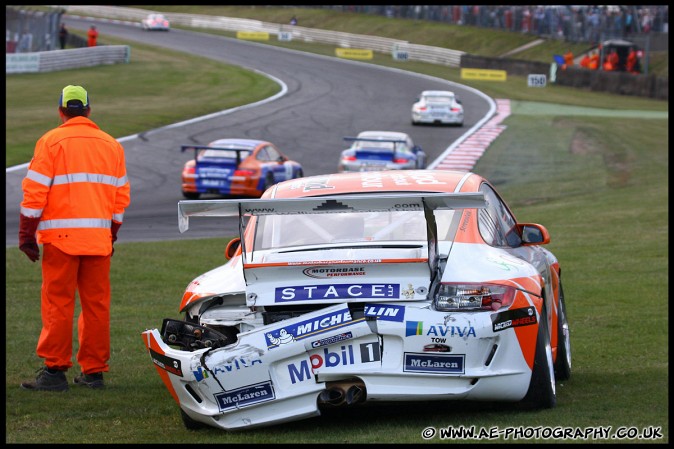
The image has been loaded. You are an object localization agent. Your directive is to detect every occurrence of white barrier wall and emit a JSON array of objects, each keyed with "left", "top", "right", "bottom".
[{"left": 6, "top": 45, "right": 131, "bottom": 74}]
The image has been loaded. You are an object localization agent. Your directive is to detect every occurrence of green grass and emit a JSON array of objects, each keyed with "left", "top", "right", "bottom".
[
  {"left": 5, "top": 7, "right": 669, "bottom": 444},
  {"left": 5, "top": 37, "right": 280, "bottom": 167}
]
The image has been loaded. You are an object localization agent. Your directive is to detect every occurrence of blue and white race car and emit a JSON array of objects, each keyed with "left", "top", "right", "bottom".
[{"left": 337, "top": 130, "right": 426, "bottom": 172}]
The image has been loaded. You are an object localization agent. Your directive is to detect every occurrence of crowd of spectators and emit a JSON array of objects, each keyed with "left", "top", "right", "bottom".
[{"left": 314, "top": 5, "right": 668, "bottom": 45}]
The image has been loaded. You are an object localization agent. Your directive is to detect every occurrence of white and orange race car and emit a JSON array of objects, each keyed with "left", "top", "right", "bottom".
[{"left": 141, "top": 169, "right": 571, "bottom": 431}]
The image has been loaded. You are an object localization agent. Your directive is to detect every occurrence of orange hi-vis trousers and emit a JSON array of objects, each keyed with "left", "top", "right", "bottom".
[{"left": 37, "top": 244, "right": 111, "bottom": 374}]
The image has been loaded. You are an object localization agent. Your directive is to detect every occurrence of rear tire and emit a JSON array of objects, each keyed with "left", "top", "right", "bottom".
[
  {"left": 554, "top": 282, "right": 572, "bottom": 381},
  {"left": 521, "top": 306, "right": 556, "bottom": 409},
  {"left": 181, "top": 409, "right": 207, "bottom": 430}
]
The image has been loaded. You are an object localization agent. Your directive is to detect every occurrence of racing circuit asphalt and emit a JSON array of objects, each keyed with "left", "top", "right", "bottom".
[{"left": 5, "top": 17, "right": 494, "bottom": 246}]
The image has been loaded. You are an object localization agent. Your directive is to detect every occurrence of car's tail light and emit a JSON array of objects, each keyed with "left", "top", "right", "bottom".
[
  {"left": 342, "top": 155, "right": 357, "bottom": 162},
  {"left": 393, "top": 157, "right": 410, "bottom": 164},
  {"left": 233, "top": 169, "right": 256, "bottom": 177},
  {"left": 434, "top": 283, "right": 515, "bottom": 311},
  {"left": 182, "top": 164, "right": 197, "bottom": 179},
  {"left": 451, "top": 107, "right": 462, "bottom": 112},
  {"left": 415, "top": 106, "right": 427, "bottom": 112}
]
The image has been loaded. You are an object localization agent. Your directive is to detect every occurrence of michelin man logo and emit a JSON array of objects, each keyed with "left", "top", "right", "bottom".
[
  {"left": 267, "top": 328, "right": 295, "bottom": 346},
  {"left": 402, "top": 283, "right": 415, "bottom": 299}
]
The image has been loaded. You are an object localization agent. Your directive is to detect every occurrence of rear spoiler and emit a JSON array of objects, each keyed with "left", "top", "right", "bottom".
[
  {"left": 343, "top": 137, "right": 406, "bottom": 152},
  {"left": 343, "top": 137, "right": 407, "bottom": 144},
  {"left": 178, "top": 192, "right": 485, "bottom": 233},
  {"left": 180, "top": 145, "right": 251, "bottom": 166},
  {"left": 179, "top": 192, "right": 486, "bottom": 288}
]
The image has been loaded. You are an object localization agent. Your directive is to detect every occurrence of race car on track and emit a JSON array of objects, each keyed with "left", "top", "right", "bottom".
[
  {"left": 337, "top": 130, "right": 426, "bottom": 172},
  {"left": 142, "top": 169, "right": 571, "bottom": 431},
  {"left": 411, "top": 90, "right": 464, "bottom": 126},
  {"left": 142, "top": 13, "right": 170, "bottom": 31},
  {"left": 180, "top": 138, "right": 304, "bottom": 199}
]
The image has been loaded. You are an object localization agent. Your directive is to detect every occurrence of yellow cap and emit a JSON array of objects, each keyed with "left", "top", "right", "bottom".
[{"left": 59, "top": 85, "right": 89, "bottom": 108}]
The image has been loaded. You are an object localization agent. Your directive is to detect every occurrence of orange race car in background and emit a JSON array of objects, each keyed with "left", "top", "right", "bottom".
[{"left": 180, "top": 138, "right": 304, "bottom": 199}]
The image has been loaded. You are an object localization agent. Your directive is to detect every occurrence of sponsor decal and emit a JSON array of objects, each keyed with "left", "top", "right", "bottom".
[
  {"left": 301, "top": 176, "right": 335, "bottom": 192},
  {"left": 236, "top": 31, "right": 270, "bottom": 41},
  {"left": 214, "top": 381, "right": 275, "bottom": 412},
  {"left": 288, "top": 342, "right": 380, "bottom": 384},
  {"left": 288, "top": 259, "right": 381, "bottom": 266},
  {"left": 405, "top": 321, "right": 477, "bottom": 338},
  {"left": 492, "top": 306, "right": 537, "bottom": 332},
  {"left": 361, "top": 171, "right": 447, "bottom": 188},
  {"left": 404, "top": 353, "right": 465, "bottom": 374},
  {"left": 311, "top": 331, "right": 353, "bottom": 348},
  {"left": 303, "top": 266, "right": 366, "bottom": 279},
  {"left": 402, "top": 283, "right": 416, "bottom": 299},
  {"left": 265, "top": 309, "right": 359, "bottom": 349},
  {"left": 193, "top": 366, "right": 209, "bottom": 382},
  {"left": 276, "top": 283, "right": 400, "bottom": 302},
  {"left": 149, "top": 349, "right": 183, "bottom": 377},
  {"left": 460, "top": 68, "right": 507, "bottom": 82},
  {"left": 313, "top": 199, "right": 354, "bottom": 212},
  {"left": 364, "top": 303, "right": 405, "bottom": 322},
  {"left": 212, "top": 356, "right": 263, "bottom": 375},
  {"left": 459, "top": 211, "right": 471, "bottom": 232},
  {"left": 423, "top": 343, "right": 451, "bottom": 353},
  {"left": 335, "top": 48, "right": 374, "bottom": 60}
]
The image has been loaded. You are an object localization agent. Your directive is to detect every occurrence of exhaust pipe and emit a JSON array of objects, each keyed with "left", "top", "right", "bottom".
[
  {"left": 318, "top": 379, "right": 366, "bottom": 407},
  {"left": 345, "top": 384, "right": 365, "bottom": 405},
  {"left": 318, "top": 387, "right": 346, "bottom": 407}
]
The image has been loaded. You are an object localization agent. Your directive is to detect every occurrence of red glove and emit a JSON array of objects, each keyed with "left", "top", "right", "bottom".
[
  {"left": 111, "top": 221, "right": 121, "bottom": 243},
  {"left": 19, "top": 214, "right": 41, "bottom": 262},
  {"left": 111, "top": 221, "right": 121, "bottom": 256}
]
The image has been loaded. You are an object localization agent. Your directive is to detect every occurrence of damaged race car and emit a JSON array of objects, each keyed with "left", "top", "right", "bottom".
[{"left": 141, "top": 169, "right": 571, "bottom": 431}]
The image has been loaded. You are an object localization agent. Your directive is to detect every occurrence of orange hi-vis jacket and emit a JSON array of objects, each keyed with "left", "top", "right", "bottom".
[{"left": 20, "top": 116, "right": 131, "bottom": 256}]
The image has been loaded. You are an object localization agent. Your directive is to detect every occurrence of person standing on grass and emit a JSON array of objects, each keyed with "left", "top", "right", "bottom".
[
  {"left": 87, "top": 25, "right": 98, "bottom": 47},
  {"left": 19, "top": 85, "right": 131, "bottom": 392},
  {"left": 58, "top": 23, "right": 68, "bottom": 49}
]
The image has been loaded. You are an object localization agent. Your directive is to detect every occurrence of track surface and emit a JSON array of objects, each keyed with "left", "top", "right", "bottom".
[{"left": 5, "top": 18, "right": 492, "bottom": 246}]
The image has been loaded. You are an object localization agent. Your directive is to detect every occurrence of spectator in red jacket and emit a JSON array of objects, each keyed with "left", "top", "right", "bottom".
[{"left": 87, "top": 25, "right": 98, "bottom": 47}]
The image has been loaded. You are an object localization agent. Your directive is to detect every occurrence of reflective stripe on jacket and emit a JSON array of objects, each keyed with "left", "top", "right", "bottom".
[{"left": 21, "top": 116, "right": 131, "bottom": 256}]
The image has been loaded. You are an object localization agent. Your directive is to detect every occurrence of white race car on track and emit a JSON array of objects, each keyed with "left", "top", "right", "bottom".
[
  {"left": 141, "top": 169, "right": 571, "bottom": 431},
  {"left": 142, "top": 13, "right": 170, "bottom": 31},
  {"left": 411, "top": 90, "right": 464, "bottom": 126}
]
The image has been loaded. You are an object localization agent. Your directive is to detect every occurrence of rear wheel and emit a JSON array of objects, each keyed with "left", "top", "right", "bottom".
[
  {"left": 181, "top": 409, "right": 207, "bottom": 430},
  {"left": 521, "top": 306, "right": 556, "bottom": 409},
  {"left": 554, "top": 282, "right": 572, "bottom": 381}
]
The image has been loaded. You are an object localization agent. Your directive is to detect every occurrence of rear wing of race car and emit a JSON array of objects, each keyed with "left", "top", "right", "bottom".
[
  {"left": 343, "top": 137, "right": 424, "bottom": 157},
  {"left": 178, "top": 192, "right": 486, "bottom": 284},
  {"left": 180, "top": 145, "right": 251, "bottom": 166},
  {"left": 178, "top": 192, "right": 485, "bottom": 233},
  {"left": 343, "top": 137, "right": 407, "bottom": 152},
  {"left": 343, "top": 137, "right": 407, "bottom": 144}
]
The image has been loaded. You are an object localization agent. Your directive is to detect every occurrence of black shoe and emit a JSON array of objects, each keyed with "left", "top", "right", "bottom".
[
  {"left": 20, "top": 366, "right": 69, "bottom": 392},
  {"left": 74, "top": 371, "right": 104, "bottom": 389}
]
